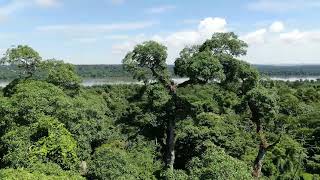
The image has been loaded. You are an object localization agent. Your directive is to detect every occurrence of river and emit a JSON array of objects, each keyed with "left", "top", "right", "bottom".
[{"left": 0, "top": 77, "right": 319, "bottom": 87}]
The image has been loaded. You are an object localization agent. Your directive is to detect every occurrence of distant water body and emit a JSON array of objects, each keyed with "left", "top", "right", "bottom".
[{"left": 0, "top": 77, "right": 319, "bottom": 87}]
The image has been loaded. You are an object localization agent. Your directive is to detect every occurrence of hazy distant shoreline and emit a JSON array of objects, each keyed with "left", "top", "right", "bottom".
[{"left": 1, "top": 76, "right": 319, "bottom": 88}]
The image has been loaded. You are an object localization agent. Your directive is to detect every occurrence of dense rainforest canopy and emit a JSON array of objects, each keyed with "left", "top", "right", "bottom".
[{"left": 0, "top": 33, "right": 319, "bottom": 180}]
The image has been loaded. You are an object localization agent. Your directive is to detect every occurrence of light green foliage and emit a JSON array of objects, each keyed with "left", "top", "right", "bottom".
[
  {"left": 296, "top": 87, "right": 320, "bottom": 103},
  {"left": 0, "top": 163, "right": 84, "bottom": 180},
  {"left": 0, "top": 95, "right": 11, "bottom": 135},
  {"left": 199, "top": 32, "right": 248, "bottom": 56},
  {"left": 277, "top": 85, "right": 305, "bottom": 116},
  {"left": 7, "top": 80, "right": 68, "bottom": 124},
  {"left": 31, "top": 116, "right": 79, "bottom": 170},
  {"left": 0, "top": 79, "right": 117, "bottom": 172},
  {"left": 88, "top": 139, "right": 161, "bottom": 180},
  {"left": 246, "top": 86, "right": 279, "bottom": 123},
  {"left": 264, "top": 135, "right": 306, "bottom": 179},
  {"left": 146, "top": 83, "right": 171, "bottom": 109},
  {"left": 1, "top": 126, "right": 32, "bottom": 168},
  {"left": 2, "top": 79, "right": 116, "bottom": 162},
  {"left": 187, "top": 144, "right": 252, "bottom": 180},
  {"left": 61, "top": 89, "right": 117, "bottom": 160},
  {"left": 159, "top": 169, "right": 189, "bottom": 180},
  {"left": 1, "top": 116, "right": 79, "bottom": 170},
  {"left": 41, "top": 60, "right": 81, "bottom": 90},
  {"left": 175, "top": 112, "right": 253, "bottom": 169},
  {"left": 123, "top": 41, "right": 170, "bottom": 83},
  {"left": 297, "top": 104, "right": 320, "bottom": 175},
  {"left": 0, "top": 45, "right": 42, "bottom": 77}
]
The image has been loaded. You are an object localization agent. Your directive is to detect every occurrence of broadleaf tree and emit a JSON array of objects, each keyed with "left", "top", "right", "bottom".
[
  {"left": 245, "top": 86, "right": 281, "bottom": 178},
  {"left": 123, "top": 41, "right": 180, "bottom": 170},
  {"left": 0, "top": 45, "right": 42, "bottom": 78}
]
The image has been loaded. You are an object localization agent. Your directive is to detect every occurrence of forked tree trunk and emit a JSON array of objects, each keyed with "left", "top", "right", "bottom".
[
  {"left": 252, "top": 130, "right": 281, "bottom": 179},
  {"left": 252, "top": 120, "right": 267, "bottom": 179},
  {"left": 252, "top": 144, "right": 267, "bottom": 178}
]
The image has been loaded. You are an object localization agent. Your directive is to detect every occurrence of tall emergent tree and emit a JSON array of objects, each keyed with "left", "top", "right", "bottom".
[
  {"left": 1, "top": 45, "right": 42, "bottom": 78},
  {"left": 123, "top": 41, "right": 179, "bottom": 170},
  {"left": 174, "top": 46, "right": 225, "bottom": 84},
  {"left": 198, "top": 32, "right": 248, "bottom": 56},
  {"left": 245, "top": 86, "right": 281, "bottom": 178},
  {"left": 175, "top": 32, "right": 259, "bottom": 94}
]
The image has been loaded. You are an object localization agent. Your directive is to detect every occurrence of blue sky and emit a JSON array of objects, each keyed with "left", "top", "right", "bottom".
[{"left": 1, "top": 0, "right": 320, "bottom": 64}]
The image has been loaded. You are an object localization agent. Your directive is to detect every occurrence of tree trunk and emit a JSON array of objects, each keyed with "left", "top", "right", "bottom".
[
  {"left": 165, "top": 117, "right": 175, "bottom": 170},
  {"left": 165, "top": 82, "right": 177, "bottom": 170},
  {"left": 252, "top": 144, "right": 267, "bottom": 178},
  {"left": 252, "top": 120, "right": 267, "bottom": 179}
]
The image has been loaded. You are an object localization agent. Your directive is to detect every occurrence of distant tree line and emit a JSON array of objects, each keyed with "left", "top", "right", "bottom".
[
  {"left": 255, "top": 65, "right": 320, "bottom": 77},
  {"left": 1, "top": 64, "right": 320, "bottom": 80}
]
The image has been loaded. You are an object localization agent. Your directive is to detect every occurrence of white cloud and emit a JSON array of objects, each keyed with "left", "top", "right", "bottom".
[
  {"left": 110, "top": 17, "right": 320, "bottom": 65},
  {"left": 280, "top": 30, "right": 305, "bottom": 43},
  {"left": 280, "top": 30, "right": 320, "bottom": 43},
  {"left": 111, "top": 34, "right": 148, "bottom": 54},
  {"left": 35, "top": 0, "right": 60, "bottom": 7},
  {"left": 198, "top": 17, "right": 226, "bottom": 36},
  {"left": 146, "top": 5, "right": 175, "bottom": 14},
  {"left": 244, "top": 27, "right": 320, "bottom": 64},
  {"left": 269, "top": 21, "right": 284, "bottom": 32},
  {"left": 111, "top": 17, "right": 227, "bottom": 63},
  {"left": 248, "top": 0, "right": 320, "bottom": 12},
  {"left": 241, "top": 29, "right": 267, "bottom": 44}
]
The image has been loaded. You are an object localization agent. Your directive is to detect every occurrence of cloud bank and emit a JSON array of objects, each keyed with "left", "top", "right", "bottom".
[{"left": 111, "top": 17, "right": 320, "bottom": 64}]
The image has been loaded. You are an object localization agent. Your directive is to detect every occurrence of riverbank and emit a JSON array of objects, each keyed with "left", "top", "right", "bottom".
[{"left": 0, "top": 76, "right": 319, "bottom": 87}]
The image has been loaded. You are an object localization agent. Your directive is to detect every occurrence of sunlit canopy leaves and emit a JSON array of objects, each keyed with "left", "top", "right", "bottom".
[
  {"left": 1, "top": 45, "right": 42, "bottom": 77},
  {"left": 123, "top": 41, "right": 170, "bottom": 84}
]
